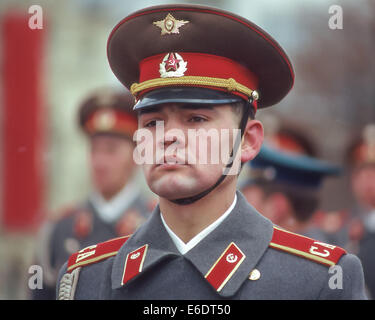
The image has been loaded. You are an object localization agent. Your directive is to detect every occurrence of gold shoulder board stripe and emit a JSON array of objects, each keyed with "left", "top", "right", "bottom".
[
  {"left": 67, "top": 251, "right": 119, "bottom": 272},
  {"left": 67, "top": 234, "right": 131, "bottom": 272},
  {"left": 269, "top": 242, "right": 335, "bottom": 266}
]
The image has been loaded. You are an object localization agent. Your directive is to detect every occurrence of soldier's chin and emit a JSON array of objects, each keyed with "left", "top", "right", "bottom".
[{"left": 149, "top": 175, "right": 207, "bottom": 200}]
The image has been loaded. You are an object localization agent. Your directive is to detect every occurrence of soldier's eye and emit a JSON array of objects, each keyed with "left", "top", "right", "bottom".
[
  {"left": 144, "top": 120, "right": 157, "bottom": 127},
  {"left": 188, "top": 116, "right": 207, "bottom": 123},
  {"left": 142, "top": 118, "right": 166, "bottom": 128}
]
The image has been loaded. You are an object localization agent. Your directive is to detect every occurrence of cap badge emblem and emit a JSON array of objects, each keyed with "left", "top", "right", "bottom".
[
  {"left": 159, "top": 52, "right": 187, "bottom": 78},
  {"left": 94, "top": 109, "right": 116, "bottom": 131},
  {"left": 153, "top": 13, "right": 189, "bottom": 35}
]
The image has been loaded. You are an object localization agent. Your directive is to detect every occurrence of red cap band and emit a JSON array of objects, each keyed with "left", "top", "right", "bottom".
[
  {"left": 133, "top": 52, "right": 258, "bottom": 104},
  {"left": 85, "top": 109, "right": 137, "bottom": 137}
]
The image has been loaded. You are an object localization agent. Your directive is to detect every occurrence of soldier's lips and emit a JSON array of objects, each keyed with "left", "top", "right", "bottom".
[
  {"left": 152, "top": 155, "right": 190, "bottom": 170},
  {"left": 154, "top": 162, "right": 189, "bottom": 170}
]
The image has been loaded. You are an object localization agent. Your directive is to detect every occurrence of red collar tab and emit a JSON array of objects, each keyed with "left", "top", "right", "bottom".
[
  {"left": 121, "top": 244, "right": 149, "bottom": 285},
  {"left": 84, "top": 109, "right": 137, "bottom": 137},
  {"left": 132, "top": 52, "right": 259, "bottom": 110},
  {"left": 205, "top": 242, "right": 246, "bottom": 292},
  {"left": 269, "top": 226, "right": 347, "bottom": 266},
  {"left": 73, "top": 210, "right": 93, "bottom": 239},
  {"left": 67, "top": 235, "right": 131, "bottom": 273}
]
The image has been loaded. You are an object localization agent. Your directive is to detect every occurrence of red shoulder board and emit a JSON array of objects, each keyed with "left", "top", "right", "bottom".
[
  {"left": 67, "top": 235, "right": 131, "bottom": 272},
  {"left": 269, "top": 226, "right": 346, "bottom": 267}
]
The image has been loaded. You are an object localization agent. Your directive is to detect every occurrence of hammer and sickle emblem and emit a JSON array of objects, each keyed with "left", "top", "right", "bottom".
[
  {"left": 226, "top": 253, "right": 238, "bottom": 264},
  {"left": 130, "top": 252, "right": 140, "bottom": 260}
]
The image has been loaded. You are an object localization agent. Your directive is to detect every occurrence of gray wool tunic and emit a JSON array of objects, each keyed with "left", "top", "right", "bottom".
[{"left": 57, "top": 191, "right": 367, "bottom": 300}]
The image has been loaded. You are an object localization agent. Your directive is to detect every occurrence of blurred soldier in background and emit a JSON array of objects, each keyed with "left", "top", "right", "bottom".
[
  {"left": 241, "top": 128, "right": 341, "bottom": 242},
  {"left": 240, "top": 126, "right": 316, "bottom": 215},
  {"left": 346, "top": 124, "right": 375, "bottom": 299},
  {"left": 240, "top": 177, "right": 267, "bottom": 214},
  {"left": 30, "top": 88, "right": 150, "bottom": 299},
  {"left": 314, "top": 208, "right": 349, "bottom": 247}
]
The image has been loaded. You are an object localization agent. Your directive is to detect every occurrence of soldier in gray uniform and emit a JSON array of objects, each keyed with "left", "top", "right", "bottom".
[
  {"left": 57, "top": 4, "right": 367, "bottom": 300},
  {"left": 31, "top": 88, "right": 150, "bottom": 299},
  {"left": 345, "top": 124, "right": 375, "bottom": 298},
  {"left": 244, "top": 142, "right": 341, "bottom": 243}
]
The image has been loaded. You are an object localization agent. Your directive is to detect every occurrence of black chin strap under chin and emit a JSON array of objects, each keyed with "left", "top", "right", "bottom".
[{"left": 170, "top": 98, "right": 255, "bottom": 205}]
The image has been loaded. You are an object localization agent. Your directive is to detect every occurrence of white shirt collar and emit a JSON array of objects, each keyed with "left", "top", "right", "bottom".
[
  {"left": 160, "top": 194, "right": 237, "bottom": 255},
  {"left": 89, "top": 179, "right": 140, "bottom": 224}
]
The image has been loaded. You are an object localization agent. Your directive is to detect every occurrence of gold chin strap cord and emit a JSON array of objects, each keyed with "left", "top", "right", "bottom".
[{"left": 130, "top": 76, "right": 259, "bottom": 101}]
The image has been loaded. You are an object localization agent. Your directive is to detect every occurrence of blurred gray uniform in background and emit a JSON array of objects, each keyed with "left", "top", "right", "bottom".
[
  {"left": 31, "top": 88, "right": 150, "bottom": 299},
  {"left": 345, "top": 124, "right": 375, "bottom": 299},
  {"left": 241, "top": 126, "right": 341, "bottom": 243}
]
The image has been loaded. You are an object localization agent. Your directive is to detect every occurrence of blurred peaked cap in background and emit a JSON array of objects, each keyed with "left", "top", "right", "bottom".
[
  {"left": 106, "top": 3, "right": 294, "bottom": 111},
  {"left": 266, "top": 127, "right": 317, "bottom": 157},
  {"left": 241, "top": 121, "right": 318, "bottom": 190},
  {"left": 248, "top": 143, "right": 342, "bottom": 190},
  {"left": 78, "top": 87, "right": 138, "bottom": 138}
]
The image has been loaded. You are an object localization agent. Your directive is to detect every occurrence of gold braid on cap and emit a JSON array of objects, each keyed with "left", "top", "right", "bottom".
[{"left": 130, "top": 76, "right": 259, "bottom": 100}]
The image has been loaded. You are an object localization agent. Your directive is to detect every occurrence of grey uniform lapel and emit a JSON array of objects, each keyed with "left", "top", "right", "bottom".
[
  {"left": 111, "top": 208, "right": 180, "bottom": 289},
  {"left": 111, "top": 191, "right": 274, "bottom": 298},
  {"left": 184, "top": 191, "right": 274, "bottom": 297}
]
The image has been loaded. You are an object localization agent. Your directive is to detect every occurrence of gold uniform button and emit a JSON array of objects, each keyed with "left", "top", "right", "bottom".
[{"left": 249, "top": 269, "right": 261, "bottom": 281}]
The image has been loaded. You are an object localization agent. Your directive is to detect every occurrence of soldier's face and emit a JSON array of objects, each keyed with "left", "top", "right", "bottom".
[
  {"left": 137, "top": 103, "right": 262, "bottom": 200},
  {"left": 351, "top": 165, "right": 375, "bottom": 208},
  {"left": 90, "top": 135, "right": 135, "bottom": 200}
]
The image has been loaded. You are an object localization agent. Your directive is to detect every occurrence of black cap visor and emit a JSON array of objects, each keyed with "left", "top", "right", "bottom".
[{"left": 133, "top": 87, "right": 243, "bottom": 111}]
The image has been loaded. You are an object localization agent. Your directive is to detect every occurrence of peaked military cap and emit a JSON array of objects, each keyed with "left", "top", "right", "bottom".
[
  {"left": 107, "top": 4, "right": 294, "bottom": 111},
  {"left": 250, "top": 143, "right": 341, "bottom": 190},
  {"left": 241, "top": 127, "right": 316, "bottom": 189},
  {"left": 266, "top": 127, "right": 316, "bottom": 157},
  {"left": 78, "top": 87, "right": 137, "bottom": 138}
]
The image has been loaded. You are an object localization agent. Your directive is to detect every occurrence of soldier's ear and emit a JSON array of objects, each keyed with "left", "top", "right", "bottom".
[{"left": 240, "top": 119, "right": 263, "bottom": 163}]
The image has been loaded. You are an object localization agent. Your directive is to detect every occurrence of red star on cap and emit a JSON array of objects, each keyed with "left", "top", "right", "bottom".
[{"left": 165, "top": 53, "right": 180, "bottom": 72}]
